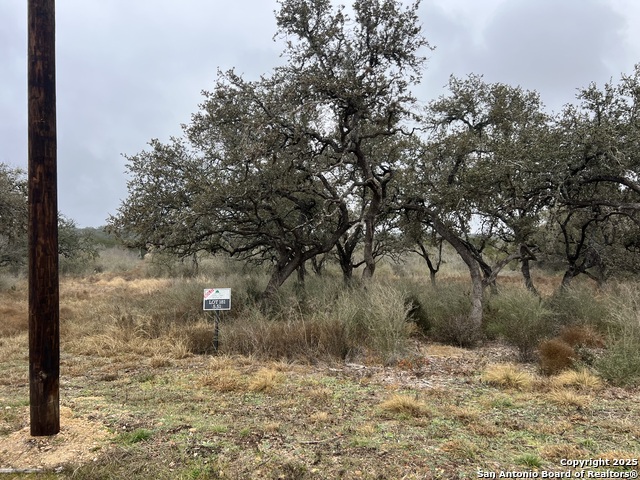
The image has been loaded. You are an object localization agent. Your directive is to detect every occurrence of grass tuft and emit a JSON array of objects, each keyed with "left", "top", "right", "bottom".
[
  {"left": 516, "top": 453, "right": 543, "bottom": 468},
  {"left": 117, "top": 428, "right": 153, "bottom": 445},
  {"left": 248, "top": 368, "right": 283, "bottom": 393},
  {"left": 547, "top": 389, "right": 590, "bottom": 408},
  {"left": 378, "top": 394, "right": 431, "bottom": 418},
  {"left": 482, "top": 363, "right": 536, "bottom": 390},
  {"left": 201, "top": 367, "right": 246, "bottom": 392},
  {"left": 550, "top": 368, "right": 602, "bottom": 391}
]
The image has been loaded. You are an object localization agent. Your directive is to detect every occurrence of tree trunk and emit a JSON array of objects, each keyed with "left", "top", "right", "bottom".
[
  {"left": 468, "top": 260, "right": 484, "bottom": 328},
  {"left": 361, "top": 212, "right": 376, "bottom": 280},
  {"left": 336, "top": 226, "right": 361, "bottom": 284},
  {"left": 421, "top": 210, "right": 485, "bottom": 328},
  {"left": 297, "top": 261, "right": 306, "bottom": 285},
  {"left": 560, "top": 266, "right": 578, "bottom": 290},
  {"left": 311, "top": 254, "right": 326, "bottom": 276},
  {"left": 521, "top": 257, "right": 539, "bottom": 295},
  {"left": 417, "top": 240, "right": 441, "bottom": 287},
  {"left": 264, "top": 254, "right": 302, "bottom": 298}
]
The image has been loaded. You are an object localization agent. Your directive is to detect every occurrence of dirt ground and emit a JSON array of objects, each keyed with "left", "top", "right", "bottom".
[{"left": 0, "top": 406, "right": 110, "bottom": 473}]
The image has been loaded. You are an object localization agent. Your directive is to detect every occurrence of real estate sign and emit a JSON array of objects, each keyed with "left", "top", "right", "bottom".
[{"left": 203, "top": 288, "right": 231, "bottom": 311}]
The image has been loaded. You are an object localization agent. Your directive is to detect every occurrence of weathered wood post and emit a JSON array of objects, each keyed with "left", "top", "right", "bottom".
[{"left": 28, "top": 0, "right": 60, "bottom": 436}]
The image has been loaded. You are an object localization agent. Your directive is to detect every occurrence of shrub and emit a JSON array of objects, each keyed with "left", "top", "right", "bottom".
[
  {"left": 222, "top": 308, "right": 349, "bottom": 362},
  {"left": 220, "top": 281, "right": 412, "bottom": 364},
  {"left": 182, "top": 322, "right": 217, "bottom": 354},
  {"left": 594, "top": 284, "right": 640, "bottom": 387},
  {"left": 435, "top": 314, "right": 483, "bottom": 348},
  {"left": 485, "top": 288, "right": 555, "bottom": 361},
  {"left": 538, "top": 338, "right": 576, "bottom": 375},
  {"left": 406, "top": 282, "right": 480, "bottom": 347},
  {"left": 559, "top": 325, "right": 605, "bottom": 348},
  {"left": 594, "top": 333, "right": 640, "bottom": 387},
  {"left": 546, "top": 286, "right": 610, "bottom": 331}
]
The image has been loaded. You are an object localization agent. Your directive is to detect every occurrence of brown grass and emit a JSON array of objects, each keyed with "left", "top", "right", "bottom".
[
  {"left": 538, "top": 338, "right": 576, "bottom": 375},
  {"left": 559, "top": 324, "right": 606, "bottom": 348},
  {"left": 550, "top": 368, "right": 603, "bottom": 391},
  {"left": 0, "top": 304, "right": 27, "bottom": 337},
  {"left": 378, "top": 394, "right": 431, "bottom": 417},
  {"left": 1, "top": 264, "right": 639, "bottom": 478},
  {"left": 439, "top": 438, "right": 480, "bottom": 461},
  {"left": 482, "top": 363, "right": 537, "bottom": 390},
  {"left": 201, "top": 367, "right": 246, "bottom": 392},
  {"left": 248, "top": 368, "right": 283, "bottom": 392},
  {"left": 546, "top": 388, "right": 591, "bottom": 408},
  {"left": 540, "top": 444, "right": 590, "bottom": 461},
  {"left": 598, "top": 451, "right": 640, "bottom": 471}
]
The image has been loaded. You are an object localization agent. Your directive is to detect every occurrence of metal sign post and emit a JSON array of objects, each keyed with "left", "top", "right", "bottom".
[{"left": 203, "top": 289, "right": 231, "bottom": 354}]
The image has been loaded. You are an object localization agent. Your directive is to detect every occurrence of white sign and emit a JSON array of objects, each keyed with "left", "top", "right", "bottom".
[{"left": 203, "top": 288, "right": 231, "bottom": 311}]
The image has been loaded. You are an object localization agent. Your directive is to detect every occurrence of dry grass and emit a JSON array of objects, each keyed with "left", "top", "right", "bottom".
[
  {"left": 378, "top": 394, "right": 431, "bottom": 417},
  {"left": 441, "top": 405, "right": 481, "bottom": 425},
  {"left": 598, "top": 451, "right": 640, "bottom": 471},
  {"left": 248, "top": 368, "right": 283, "bottom": 392},
  {"left": 481, "top": 363, "right": 537, "bottom": 390},
  {"left": 0, "top": 305, "right": 27, "bottom": 337},
  {"left": 559, "top": 324, "right": 606, "bottom": 347},
  {"left": 426, "top": 344, "right": 468, "bottom": 357},
  {"left": 200, "top": 367, "right": 246, "bottom": 392},
  {"left": 538, "top": 338, "right": 577, "bottom": 375},
  {"left": 550, "top": 368, "right": 603, "bottom": 390},
  {"left": 1, "top": 262, "right": 640, "bottom": 478},
  {"left": 439, "top": 438, "right": 480, "bottom": 461},
  {"left": 546, "top": 388, "right": 591, "bottom": 408},
  {"left": 0, "top": 333, "right": 27, "bottom": 364},
  {"left": 308, "top": 411, "right": 331, "bottom": 423}
]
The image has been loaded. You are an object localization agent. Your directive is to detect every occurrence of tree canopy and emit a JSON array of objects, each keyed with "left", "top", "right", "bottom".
[{"left": 108, "top": 0, "right": 640, "bottom": 320}]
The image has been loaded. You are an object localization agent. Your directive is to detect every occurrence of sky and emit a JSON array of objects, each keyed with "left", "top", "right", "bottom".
[{"left": 1, "top": 0, "right": 639, "bottom": 227}]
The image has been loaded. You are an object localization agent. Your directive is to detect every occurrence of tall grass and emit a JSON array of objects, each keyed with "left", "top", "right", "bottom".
[
  {"left": 545, "top": 285, "right": 610, "bottom": 331},
  {"left": 53, "top": 256, "right": 413, "bottom": 364},
  {"left": 400, "top": 279, "right": 477, "bottom": 346},
  {"left": 222, "top": 279, "right": 412, "bottom": 364},
  {"left": 594, "top": 283, "right": 640, "bottom": 386},
  {"left": 3, "top": 247, "right": 639, "bottom": 380},
  {"left": 485, "top": 288, "right": 556, "bottom": 361}
]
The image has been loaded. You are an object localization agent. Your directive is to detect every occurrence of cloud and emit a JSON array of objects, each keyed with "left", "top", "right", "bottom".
[
  {"left": 479, "top": 0, "right": 626, "bottom": 110},
  {"left": 1, "top": 0, "right": 638, "bottom": 226},
  {"left": 420, "top": 0, "right": 629, "bottom": 112}
]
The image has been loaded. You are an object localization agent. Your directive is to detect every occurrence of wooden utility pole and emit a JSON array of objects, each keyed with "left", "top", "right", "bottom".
[{"left": 28, "top": 0, "right": 60, "bottom": 436}]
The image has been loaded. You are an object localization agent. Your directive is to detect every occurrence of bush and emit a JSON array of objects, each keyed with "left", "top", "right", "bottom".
[
  {"left": 485, "top": 288, "right": 555, "bottom": 361},
  {"left": 404, "top": 281, "right": 480, "bottom": 347},
  {"left": 591, "top": 284, "right": 640, "bottom": 386},
  {"left": 219, "top": 281, "right": 412, "bottom": 364},
  {"left": 221, "top": 309, "right": 349, "bottom": 362},
  {"left": 333, "top": 283, "right": 412, "bottom": 363},
  {"left": 546, "top": 286, "right": 610, "bottom": 331},
  {"left": 558, "top": 325, "right": 605, "bottom": 348},
  {"left": 594, "top": 333, "right": 640, "bottom": 387},
  {"left": 538, "top": 338, "right": 576, "bottom": 375}
]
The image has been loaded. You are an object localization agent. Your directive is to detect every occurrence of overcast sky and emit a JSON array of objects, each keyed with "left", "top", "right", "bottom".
[{"left": 1, "top": 0, "right": 639, "bottom": 227}]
